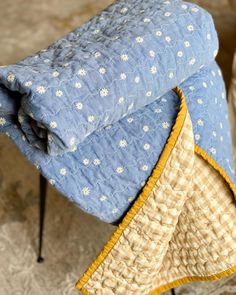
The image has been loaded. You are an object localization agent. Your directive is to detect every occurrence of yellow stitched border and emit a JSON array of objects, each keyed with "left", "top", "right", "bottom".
[
  {"left": 195, "top": 145, "right": 236, "bottom": 196},
  {"left": 148, "top": 266, "right": 236, "bottom": 295},
  {"left": 76, "top": 87, "right": 188, "bottom": 292}
]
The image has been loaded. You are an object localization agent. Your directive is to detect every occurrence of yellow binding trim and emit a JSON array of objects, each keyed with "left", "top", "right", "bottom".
[
  {"left": 76, "top": 86, "right": 187, "bottom": 292},
  {"left": 148, "top": 265, "right": 236, "bottom": 295},
  {"left": 195, "top": 145, "right": 236, "bottom": 196}
]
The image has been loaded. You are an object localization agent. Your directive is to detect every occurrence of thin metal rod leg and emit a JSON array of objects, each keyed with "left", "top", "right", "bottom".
[
  {"left": 37, "top": 174, "right": 47, "bottom": 263},
  {"left": 171, "top": 288, "right": 176, "bottom": 295}
]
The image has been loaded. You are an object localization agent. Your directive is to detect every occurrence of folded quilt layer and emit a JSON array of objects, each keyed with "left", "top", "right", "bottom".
[{"left": 1, "top": 0, "right": 234, "bottom": 224}]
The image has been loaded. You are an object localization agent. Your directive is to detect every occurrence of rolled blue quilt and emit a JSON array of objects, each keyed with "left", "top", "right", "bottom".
[{"left": 0, "top": 0, "right": 235, "bottom": 223}]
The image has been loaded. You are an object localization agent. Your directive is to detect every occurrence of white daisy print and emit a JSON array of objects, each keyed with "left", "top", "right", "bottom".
[
  {"left": 177, "top": 51, "right": 183, "bottom": 58},
  {"left": 75, "top": 102, "right": 83, "bottom": 110},
  {"left": 143, "top": 143, "right": 150, "bottom": 150},
  {"left": 7, "top": 74, "right": 15, "bottom": 82},
  {"left": 50, "top": 121, "right": 57, "bottom": 129},
  {"left": 149, "top": 50, "right": 155, "bottom": 58},
  {"left": 100, "top": 88, "right": 109, "bottom": 97},
  {"left": 49, "top": 179, "right": 55, "bottom": 185},
  {"left": 134, "top": 76, "right": 140, "bottom": 83},
  {"left": 36, "top": 86, "right": 46, "bottom": 94},
  {"left": 83, "top": 159, "right": 90, "bottom": 166},
  {"left": 22, "top": 135, "right": 26, "bottom": 141},
  {"left": 100, "top": 195, "right": 107, "bottom": 202},
  {"left": 143, "top": 125, "right": 149, "bottom": 132},
  {"left": 146, "top": 91, "right": 152, "bottom": 97},
  {"left": 119, "top": 139, "right": 128, "bottom": 148},
  {"left": 56, "top": 90, "right": 63, "bottom": 97},
  {"left": 52, "top": 71, "right": 59, "bottom": 77},
  {"left": 99, "top": 67, "right": 106, "bottom": 75},
  {"left": 155, "top": 31, "right": 162, "bottom": 37},
  {"left": 187, "top": 25, "right": 194, "bottom": 31},
  {"left": 69, "top": 137, "right": 76, "bottom": 146},
  {"left": 136, "top": 36, "right": 144, "bottom": 43},
  {"left": 212, "top": 131, "right": 217, "bottom": 137},
  {"left": 94, "top": 52, "right": 101, "bottom": 58},
  {"left": 181, "top": 4, "right": 188, "bottom": 9},
  {"left": 142, "top": 165, "right": 148, "bottom": 171},
  {"left": 0, "top": 117, "right": 6, "bottom": 126},
  {"left": 165, "top": 36, "right": 171, "bottom": 43},
  {"left": 195, "top": 134, "right": 200, "bottom": 141},
  {"left": 82, "top": 187, "right": 90, "bottom": 196},
  {"left": 143, "top": 18, "right": 151, "bottom": 23},
  {"left": 202, "top": 82, "right": 207, "bottom": 88},
  {"left": 60, "top": 168, "right": 67, "bottom": 176},
  {"left": 197, "top": 119, "right": 204, "bottom": 126},
  {"left": 93, "top": 159, "right": 101, "bottom": 166},
  {"left": 164, "top": 12, "right": 172, "bottom": 17},
  {"left": 120, "top": 73, "right": 127, "bottom": 80},
  {"left": 189, "top": 58, "right": 196, "bottom": 65},
  {"left": 18, "top": 115, "right": 24, "bottom": 123},
  {"left": 150, "top": 66, "right": 157, "bottom": 74},
  {"left": 128, "top": 196, "right": 135, "bottom": 202},
  {"left": 184, "top": 41, "right": 190, "bottom": 47},
  {"left": 121, "top": 54, "right": 129, "bottom": 61},
  {"left": 112, "top": 208, "right": 118, "bottom": 214},
  {"left": 93, "top": 29, "right": 100, "bottom": 34},
  {"left": 75, "top": 82, "right": 82, "bottom": 89},
  {"left": 162, "top": 122, "right": 169, "bottom": 129},
  {"left": 207, "top": 33, "right": 211, "bottom": 40},
  {"left": 116, "top": 167, "right": 124, "bottom": 174},
  {"left": 197, "top": 99, "right": 203, "bottom": 104},
  {"left": 155, "top": 108, "right": 162, "bottom": 113},
  {"left": 120, "top": 7, "right": 128, "bottom": 14},
  {"left": 25, "top": 81, "right": 32, "bottom": 87},
  {"left": 127, "top": 117, "right": 134, "bottom": 123},
  {"left": 191, "top": 7, "right": 199, "bottom": 12},
  {"left": 189, "top": 86, "right": 195, "bottom": 91},
  {"left": 210, "top": 147, "right": 216, "bottom": 155},
  {"left": 168, "top": 72, "right": 174, "bottom": 79},
  {"left": 118, "top": 97, "right": 125, "bottom": 104},
  {"left": 78, "top": 68, "right": 87, "bottom": 76},
  {"left": 88, "top": 115, "right": 95, "bottom": 123}
]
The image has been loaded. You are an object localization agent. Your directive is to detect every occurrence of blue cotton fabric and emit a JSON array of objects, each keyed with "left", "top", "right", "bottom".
[{"left": 0, "top": 0, "right": 235, "bottom": 223}]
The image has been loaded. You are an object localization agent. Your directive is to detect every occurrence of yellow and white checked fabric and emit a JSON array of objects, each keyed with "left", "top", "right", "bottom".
[{"left": 76, "top": 88, "right": 236, "bottom": 295}]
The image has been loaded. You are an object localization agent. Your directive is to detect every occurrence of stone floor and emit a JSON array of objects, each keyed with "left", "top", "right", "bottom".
[{"left": 0, "top": 1, "right": 236, "bottom": 295}]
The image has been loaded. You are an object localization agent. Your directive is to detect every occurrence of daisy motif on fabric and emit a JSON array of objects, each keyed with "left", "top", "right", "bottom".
[
  {"left": 142, "top": 165, "right": 148, "bottom": 171},
  {"left": 78, "top": 68, "right": 87, "bottom": 76},
  {"left": 119, "top": 139, "right": 128, "bottom": 148},
  {"left": 136, "top": 36, "right": 144, "bottom": 43},
  {"left": 50, "top": 121, "right": 57, "bottom": 129},
  {"left": 93, "top": 159, "right": 101, "bottom": 166},
  {"left": 99, "top": 67, "right": 106, "bottom": 74},
  {"left": 75, "top": 102, "right": 83, "bottom": 110},
  {"left": 56, "top": 90, "right": 63, "bottom": 97},
  {"left": 0, "top": 117, "right": 6, "bottom": 126},
  {"left": 82, "top": 187, "right": 90, "bottom": 196},
  {"left": 83, "top": 159, "right": 90, "bottom": 166},
  {"left": 25, "top": 81, "right": 32, "bottom": 87},
  {"left": 60, "top": 168, "right": 67, "bottom": 176},
  {"left": 36, "top": 86, "right": 46, "bottom": 94},
  {"left": 120, "top": 54, "right": 129, "bottom": 61},
  {"left": 143, "top": 125, "right": 149, "bottom": 132},
  {"left": 150, "top": 66, "right": 157, "bottom": 74},
  {"left": 116, "top": 167, "right": 124, "bottom": 174},
  {"left": 100, "top": 195, "right": 107, "bottom": 202},
  {"left": 75, "top": 82, "right": 82, "bottom": 89},
  {"left": 120, "top": 73, "right": 127, "bottom": 80},
  {"left": 100, "top": 88, "right": 109, "bottom": 97},
  {"left": 162, "top": 122, "right": 169, "bottom": 129},
  {"left": 7, "top": 74, "right": 15, "bottom": 82}
]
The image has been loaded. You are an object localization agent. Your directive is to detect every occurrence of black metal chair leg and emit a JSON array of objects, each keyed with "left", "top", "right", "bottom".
[
  {"left": 37, "top": 174, "right": 47, "bottom": 263},
  {"left": 171, "top": 288, "right": 176, "bottom": 295}
]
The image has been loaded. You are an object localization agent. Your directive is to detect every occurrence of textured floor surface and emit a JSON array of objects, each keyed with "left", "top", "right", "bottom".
[{"left": 0, "top": 1, "right": 236, "bottom": 295}]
